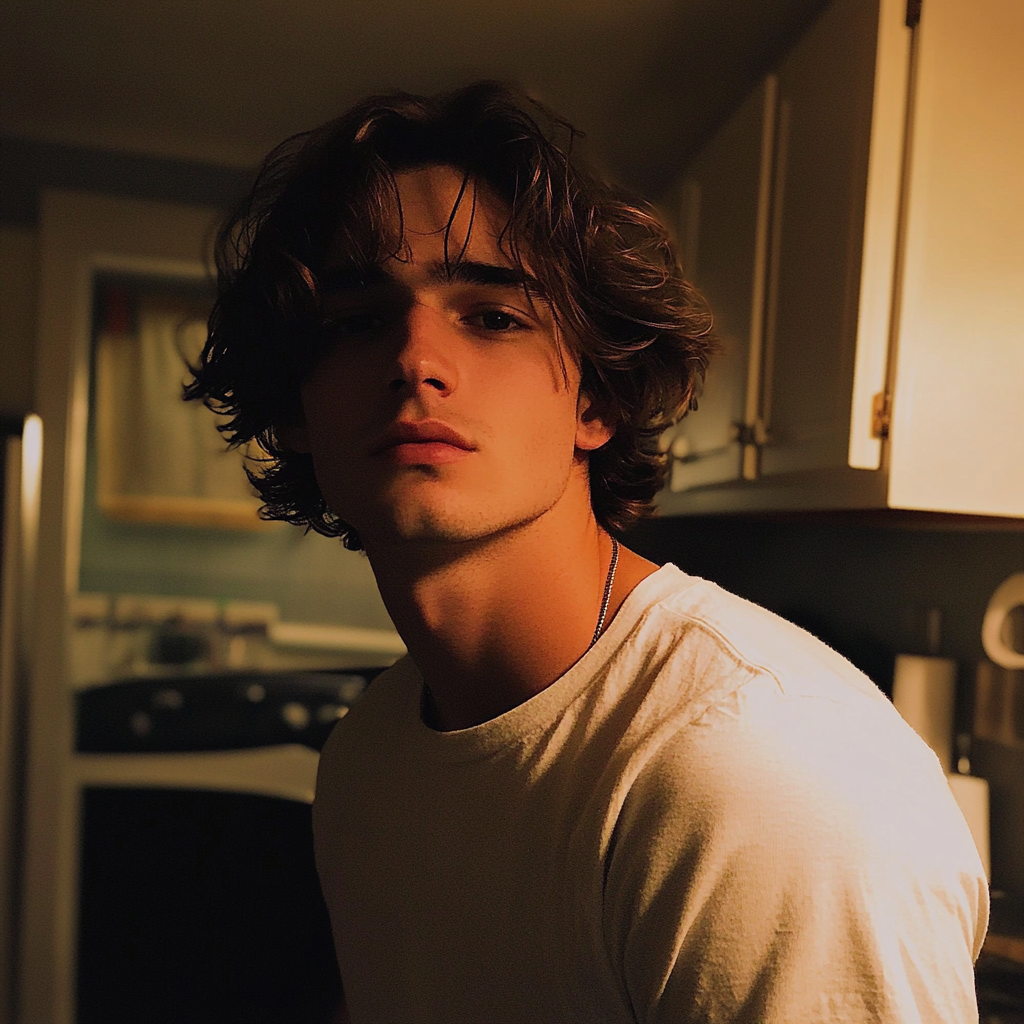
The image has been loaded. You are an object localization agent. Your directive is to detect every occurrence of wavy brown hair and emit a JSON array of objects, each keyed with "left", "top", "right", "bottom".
[{"left": 185, "top": 81, "right": 715, "bottom": 549}]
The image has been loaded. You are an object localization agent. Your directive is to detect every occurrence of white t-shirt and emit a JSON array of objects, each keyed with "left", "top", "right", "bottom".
[{"left": 313, "top": 564, "right": 989, "bottom": 1024}]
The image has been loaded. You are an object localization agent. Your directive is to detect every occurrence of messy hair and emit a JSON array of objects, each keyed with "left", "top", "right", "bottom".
[{"left": 185, "top": 81, "right": 715, "bottom": 549}]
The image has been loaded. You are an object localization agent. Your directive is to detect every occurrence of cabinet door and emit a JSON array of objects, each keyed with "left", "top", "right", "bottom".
[
  {"left": 888, "top": 0, "right": 1024, "bottom": 516},
  {"left": 666, "top": 80, "right": 775, "bottom": 493},
  {"left": 758, "top": 0, "right": 880, "bottom": 477}
]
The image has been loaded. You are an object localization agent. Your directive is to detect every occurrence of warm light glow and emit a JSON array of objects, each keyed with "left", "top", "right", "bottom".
[{"left": 21, "top": 412, "right": 43, "bottom": 570}]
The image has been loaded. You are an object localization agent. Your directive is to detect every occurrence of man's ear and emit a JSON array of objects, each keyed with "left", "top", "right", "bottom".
[
  {"left": 275, "top": 415, "right": 312, "bottom": 454},
  {"left": 575, "top": 392, "right": 614, "bottom": 452}
]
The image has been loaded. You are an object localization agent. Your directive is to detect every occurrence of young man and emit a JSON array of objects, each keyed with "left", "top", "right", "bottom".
[{"left": 188, "top": 83, "right": 988, "bottom": 1023}]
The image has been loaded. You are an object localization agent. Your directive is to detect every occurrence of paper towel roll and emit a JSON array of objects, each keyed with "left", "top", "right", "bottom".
[
  {"left": 947, "top": 772, "right": 991, "bottom": 880},
  {"left": 892, "top": 654, "right": 957, "bottom": 771}
]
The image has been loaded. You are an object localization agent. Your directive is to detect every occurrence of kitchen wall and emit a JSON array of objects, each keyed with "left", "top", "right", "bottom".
[
  {"left": 77, "top": 429, "right": 392, "bottom": 632},
  {"left": 626, "top": 513, "right": 1024, "bottom": 903}
]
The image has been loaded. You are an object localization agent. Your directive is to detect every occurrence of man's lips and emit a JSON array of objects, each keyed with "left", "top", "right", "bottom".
[{"left": 370, "top": 420, "right": 476, "bottom": 465}]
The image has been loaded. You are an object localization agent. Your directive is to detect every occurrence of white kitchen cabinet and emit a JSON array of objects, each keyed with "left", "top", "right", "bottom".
[
  {"left": 662, "top": 79, "right": 774, "bottom": 491},
  {"left": 660, "top": 0, "right": 1024, "bottom": 518}
]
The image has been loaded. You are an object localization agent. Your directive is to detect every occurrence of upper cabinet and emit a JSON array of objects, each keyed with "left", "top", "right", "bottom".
[{"left": 659, "top": 0, "right": 1024, "bottom": 518}]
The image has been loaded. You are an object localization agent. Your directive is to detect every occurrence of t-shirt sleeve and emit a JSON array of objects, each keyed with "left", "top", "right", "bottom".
[{"left": 602, "top": 688, "right": 988, "bottom": 1024}]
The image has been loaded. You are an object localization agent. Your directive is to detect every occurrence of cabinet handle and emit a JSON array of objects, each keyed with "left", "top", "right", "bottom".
[
  {"left": 731, "top": 420, "right": 771, "bottom": 448},
  {"left": 871, "top": 391, "right": 892, "bottom": 439}
]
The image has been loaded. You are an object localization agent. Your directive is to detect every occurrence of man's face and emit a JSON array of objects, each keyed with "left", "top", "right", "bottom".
[{"left": 287, "top": 164, "right": 610, "bottom": 550}]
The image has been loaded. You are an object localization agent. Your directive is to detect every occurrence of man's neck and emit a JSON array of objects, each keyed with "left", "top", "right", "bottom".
[{"left": 363, "top": 500, "right": 658, "bottom": 731}]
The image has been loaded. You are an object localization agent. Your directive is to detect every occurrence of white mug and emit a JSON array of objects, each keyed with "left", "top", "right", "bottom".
[{"left": 982, "top": 572, "right": 1024, "bottom": 669}]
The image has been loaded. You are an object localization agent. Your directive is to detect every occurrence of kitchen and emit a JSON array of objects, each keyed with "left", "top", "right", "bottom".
[{"left": 2, "top": 0, "right": 1024, "bottom": 1021}]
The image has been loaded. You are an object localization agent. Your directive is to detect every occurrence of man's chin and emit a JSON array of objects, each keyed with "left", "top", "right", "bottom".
[
  {"left": 338, "top": 478, "right": 571, "bottom": 552},
  {"left": 351, "top": 504, "right": 554, "bottom": 552},
  {"left": 358, "top": 519, "right": 495, "bottom": 549}
]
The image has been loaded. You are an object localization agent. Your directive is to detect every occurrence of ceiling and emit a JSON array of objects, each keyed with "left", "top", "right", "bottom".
[{"left": 0, "top": 0, "right": 829, "bottom": 197}]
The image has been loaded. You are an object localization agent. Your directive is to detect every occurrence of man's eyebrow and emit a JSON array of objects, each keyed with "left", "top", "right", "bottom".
[
  {"left": 317, "top": 266, "right": 392, "bottom": 293},
  {"left": 316, "top": 260, "right": 546, "bottom": 296},
  {"left": 431, "top": 260, "right": 545, "bottom": 295}
]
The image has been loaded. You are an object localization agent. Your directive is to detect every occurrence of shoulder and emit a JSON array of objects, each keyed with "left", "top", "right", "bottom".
[
  {"left": 614, "top": 570, "right": 972, "bottom": 873},
  {"left": 601, "top": 572, "right": 988, "bottom": 1021},
  {"left": 605, "top": 567, "right": 894, "bottom": 750},
  {"left": 316, "top": 657, "right": 421, "bottom": 787},
  {"left": 313, "top": 657, "right": 423, "bottom": 878},
  {"left": 640, "top": 566, "right": 885, "bottom": 705},
  {"left": 606, "top": 704, "right": 987, "bottom": 1023}
]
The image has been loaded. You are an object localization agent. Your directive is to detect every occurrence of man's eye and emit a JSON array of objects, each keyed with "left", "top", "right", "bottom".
[{"left": 477, "top": 311, "right": 521, "bottom": 332}]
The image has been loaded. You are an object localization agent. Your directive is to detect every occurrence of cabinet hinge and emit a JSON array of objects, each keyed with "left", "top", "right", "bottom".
[
  {"left": 871, "top": 392, "right": 892, "bottom": 440},
  {"left": 906, "top": 0, "right": 922, "bottom": 29}
]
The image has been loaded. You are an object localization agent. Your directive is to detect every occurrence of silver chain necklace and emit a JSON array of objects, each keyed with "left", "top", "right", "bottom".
[{"left": 590, "top": 537, "right": 620, "bottom": 648}]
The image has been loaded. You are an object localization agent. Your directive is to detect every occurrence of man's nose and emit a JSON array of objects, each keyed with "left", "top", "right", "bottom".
[{"left": 388, "top": 303, "right": 458, "bottom": 397}]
